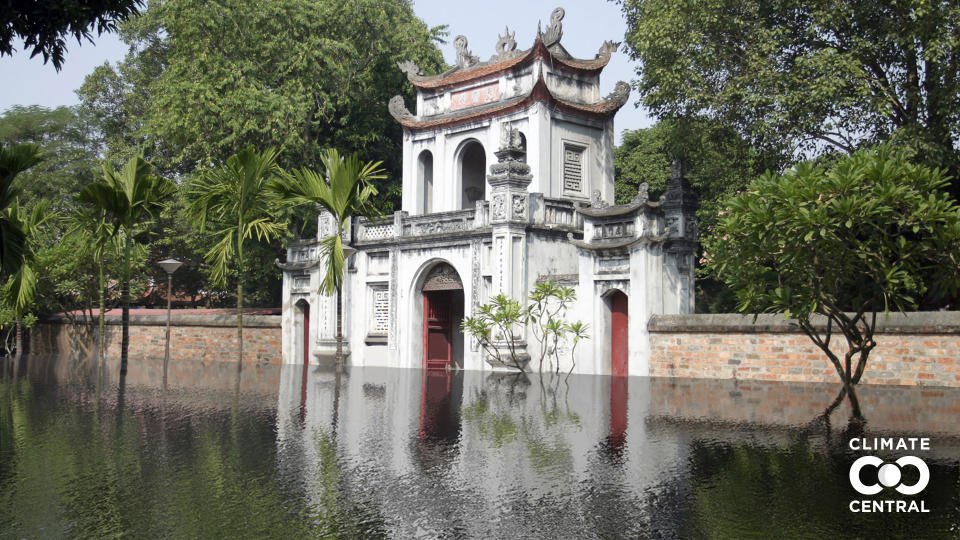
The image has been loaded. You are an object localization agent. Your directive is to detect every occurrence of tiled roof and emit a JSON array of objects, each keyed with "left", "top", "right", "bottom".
[
  {"left": 407, "top": 36, "right": 612, "bottom": 91},
  {"left": 389, "top": 76, "right": 630, "bottom": 132}
]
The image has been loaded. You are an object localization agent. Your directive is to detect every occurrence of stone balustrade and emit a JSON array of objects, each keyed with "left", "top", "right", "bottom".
[
  {"left": 539, "top": 197, "right": 583, "bottom": 229},
  {"left": 350, "top": 197, "right": 586, "bottom": 245}
]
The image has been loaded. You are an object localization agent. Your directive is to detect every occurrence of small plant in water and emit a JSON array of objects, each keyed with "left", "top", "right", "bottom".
[{"left": 462, "top": 281, "right": 589, "bottom": 373}]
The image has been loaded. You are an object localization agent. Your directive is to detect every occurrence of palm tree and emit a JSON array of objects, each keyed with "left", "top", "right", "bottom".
[
  {"left": 67, "top": 206, "right": 121, "bottom": 374},
  {"left": 0, "top": 144, "right": 43, "bottom": 277},
  {"left": 272, "top": 149, "right": 385, "bottom": 370},
  {"left": 2, "top": 201, "right": 56, "bottom": 358},
  {"left": 185, "top": 147, "right": 287, "bottom": 368},
  {"left": 78, "top": 156, "right": 176, "bottom": 375}
]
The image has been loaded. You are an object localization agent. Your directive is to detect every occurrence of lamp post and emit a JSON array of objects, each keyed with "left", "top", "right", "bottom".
[{"left": 158, "top": 258, "right": 183, "bottom": 389}]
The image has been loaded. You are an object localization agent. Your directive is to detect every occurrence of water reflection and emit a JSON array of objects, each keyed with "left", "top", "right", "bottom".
[{"left": 1, "top": 354, "right": 959, "bottom": 538}]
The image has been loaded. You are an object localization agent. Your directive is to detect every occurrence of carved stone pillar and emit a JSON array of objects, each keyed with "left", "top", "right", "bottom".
[
  {"left": 661, "top": 160, "right": 699, "bottom": 314},
  {"left": 485, "top": 127, "right": 532, "bottom": 369}
]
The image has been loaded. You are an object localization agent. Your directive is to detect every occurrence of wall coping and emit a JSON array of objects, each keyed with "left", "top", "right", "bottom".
[
  {"left": 40, "top": 313, "right": 281, "bottom": 328},
  {"left": 648, "top": 312, "right": 960, "bottom": 335}
]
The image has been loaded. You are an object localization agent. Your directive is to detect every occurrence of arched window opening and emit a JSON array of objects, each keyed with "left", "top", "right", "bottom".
[
  {"left": 459, "top": 141, "right": 486, "bottom": 209},
  {"left": 418, "top": 150, "right": 434, "bottom": 214}
]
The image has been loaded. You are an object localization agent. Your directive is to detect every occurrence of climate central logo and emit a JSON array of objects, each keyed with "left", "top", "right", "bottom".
[{"left": 847, "top": 438, "right": 931, "bottom": 513}]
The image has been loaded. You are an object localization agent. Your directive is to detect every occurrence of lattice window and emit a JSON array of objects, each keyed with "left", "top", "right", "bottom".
[
  {"left": 563, "top": 144, "right": 585, "bottom": 193},
  {"left": 293, "top": 275, "right": 310, "bottom": 290},
  {"left": 370, "top": 285, "right": 389, "bottom": 335},
  {"left": 359, "top": 224, "right": 394, "bottom": 241}
]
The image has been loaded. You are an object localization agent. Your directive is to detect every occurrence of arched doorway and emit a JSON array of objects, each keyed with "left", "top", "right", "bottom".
[
  {"left": 459, "top": 141, "right": 486, "bottom": 209},
  {"left": 608, "top": 290, "right": 628, "bottom": 377},
  {"left": 421, "top": 263, "right": 465, "bottom": 370},
  {"left": 418, "top": 150, "right": 433, "bottom": 214}
]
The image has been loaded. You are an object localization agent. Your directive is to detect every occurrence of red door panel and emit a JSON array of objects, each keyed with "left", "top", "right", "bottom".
[
  {"left": 424, "top": 291, "right": 453, "bottom": 370},
  {"left": 611, "top": 291, "right": 628, "bottom": 377}
]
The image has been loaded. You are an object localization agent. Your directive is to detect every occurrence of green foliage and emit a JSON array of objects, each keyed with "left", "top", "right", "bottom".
[
  {"left": 77, "top": 155, "right": 175, "bottom": 364},
  {"left": 273, "top": 149, "right": 384, "bottom": 296},
  {"left": 0, "top": 143, "right": 42, "bottom": 277},
  {"left": 703, "top": 145, "right": 960, "bottom": 391},
  {"left": 186, "top": 147, "right": 287, "bottom": 288},
  {"left": 185, "top": 146, "right": 288, "bottom": 362},
  {"left": 0, "top": 106, "right": 100, "bottom": 211},
  {"left": 78, "top": 0, "right": 446, "bottom": 209},
  {"left": 618, "top": 0, "right": 960, "bottom": 195},
  {"left": 2, "top": 201, "right": 57, "bottom": 317},
  {"left": 615, "top": 119, "right": 784, "bottom": 311},
  {"left": 0, "top": 0, "right": 142, "bottom": 69}
]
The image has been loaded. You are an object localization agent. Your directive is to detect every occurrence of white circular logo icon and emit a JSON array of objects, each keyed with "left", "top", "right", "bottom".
[{"left": 849, "top": 455, "right": 929, "bottom": 495}]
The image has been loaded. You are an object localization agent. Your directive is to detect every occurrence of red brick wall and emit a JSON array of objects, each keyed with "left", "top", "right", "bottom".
[
  {"left": 649, "top": 313, "right": 960, "bottom": 388},
  {"left": 31, "top": 313, "right": 282, "bottom": 366}
]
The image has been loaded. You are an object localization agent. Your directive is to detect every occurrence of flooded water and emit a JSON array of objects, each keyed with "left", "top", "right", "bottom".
[{"left": 1, "top": 354, "right": 959, "bottom": 539}]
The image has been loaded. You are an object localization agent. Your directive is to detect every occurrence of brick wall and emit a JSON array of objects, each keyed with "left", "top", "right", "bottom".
[
  {"left": 649, "top": 312, "right": 960, "bottom": 388},
  {"left": 31, "top": 312, "right": 282, "bottom": 366}
]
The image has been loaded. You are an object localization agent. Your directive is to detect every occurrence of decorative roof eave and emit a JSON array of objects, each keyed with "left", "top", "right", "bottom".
[
  {"left": 566, "top": 232, "right": 669, "bottom": 253},
  {"left": 275, "top": 258, "right": 321, "bottom": 272},
  {"left": 577, "top": 198, "right": 660, "bottom": 218},
  {"left": 388, "top": 76, "right": 631, "bottom": 132},
  {"left": 398, "top": 35, "right": 619, "bottom": 92}
]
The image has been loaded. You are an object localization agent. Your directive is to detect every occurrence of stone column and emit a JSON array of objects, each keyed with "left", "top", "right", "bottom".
[
  {"left": 661, "top": 160, "right": 699, "bottom": 314},
  {"left": 312, "top": 208, "right": 344, "bottom": 359},
  {"left": 486, "top": 127, "right": 532, "bottom": 369}
]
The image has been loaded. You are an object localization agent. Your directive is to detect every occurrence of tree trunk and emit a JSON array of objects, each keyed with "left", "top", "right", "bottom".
[
  {"left": 120, "top": 238, "right": 130, "bottom": 376},
  {"left": 236, "top": 280, "right": 244, "bottom": 374},
  {"left": 335, "top": 287, "right": 343, "bottom": 373},
  {"left": 13, "top": 317, "right": 22, "bottom": 361},
  {"left": 98, "top": 261, "right": 105, "bottom": 381}
]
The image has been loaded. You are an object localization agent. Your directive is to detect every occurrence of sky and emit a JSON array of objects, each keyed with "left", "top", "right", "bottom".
[{"left": 0, "top": 0, "right": 652, "bottom": 143}]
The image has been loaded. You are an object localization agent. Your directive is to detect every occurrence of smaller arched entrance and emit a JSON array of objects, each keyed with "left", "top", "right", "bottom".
[
  {"left": 606, "top": 290, "right": 629, "bottom": 377},
  {"left": 421, "top": 263, "right": 465, "bottom": 370}
]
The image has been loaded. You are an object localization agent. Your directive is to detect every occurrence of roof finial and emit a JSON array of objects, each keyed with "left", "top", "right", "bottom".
[
  {"left": 541, "top": 7, "right": 565, "bottom": 46},
  {"left": 493, "top": 26, "right": 518, "bottom": 61},
  {"left": 454, "top": 35, "right": 479, "bottom": 68}
]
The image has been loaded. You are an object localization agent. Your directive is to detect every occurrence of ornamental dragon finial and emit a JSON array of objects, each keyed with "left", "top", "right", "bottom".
[
  {"left": 596, "top": 40, "right": 620, "bottom": 61},
  {"left": 387, "top": 95, "right": 414, "bottom": 121},
  {"left": 493, "top": 26, "right": 518, "bottom": 61},
  {"left": 540, "top": 7, "right": 565, "bottom": 46},
  {"left": 396, "top": 60, "right": 424, "bottom": 81},
  {"left": 454, "top": 35, "right": 479, "bottom": 68}
]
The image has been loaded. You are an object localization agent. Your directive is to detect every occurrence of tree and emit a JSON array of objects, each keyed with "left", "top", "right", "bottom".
[
  {"left": 77, "top": 0, "right": 446, "bottom": 207},
  {"left": 67, "top": 206, "right": 123, "bottom": 370},
  {"left": 0, "top": 144, "right": 43, "bottom": 277},
  {"left": 78, "top": 156, "right": 175, "bottom": 375},
  {"left": 185, "top": 147, "right": 287, "bottom": 367},
  {"left": 0, "top": 106, "right": 101, "bottom": 212},
  {"left": 0, "top": 0, "right": 142, "bottom": 69},
  {"left": 702, "top": 146, "right": 960, "bottom": 418},
  {"left": 272, "top": 149, "right": 384, "bottom": 369},
  {"left": 615, "top": 119, "right": 782, "bottom": 312},
  {"left": 618, "top": 0, "right": 960, "bottom": 197},
  {"left": 1, "top": 201, "right": 56, "bottom": 357}
]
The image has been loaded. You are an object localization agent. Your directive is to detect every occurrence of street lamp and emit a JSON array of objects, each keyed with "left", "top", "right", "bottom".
[{"left": 158, "top": 258, "right": 183, "bottom": 389}]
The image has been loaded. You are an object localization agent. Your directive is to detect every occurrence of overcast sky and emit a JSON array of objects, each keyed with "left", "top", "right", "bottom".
[{"left": 0, "top": 0, "right": 652, "bottom": 143}]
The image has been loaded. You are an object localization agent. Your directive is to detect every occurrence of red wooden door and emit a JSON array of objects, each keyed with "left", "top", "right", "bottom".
[
  {"left": 611, "top": 291, "right": 629, "bottom": 377},
  {"left": 424, "top": 291, "right": 453, "bottom": 370}
]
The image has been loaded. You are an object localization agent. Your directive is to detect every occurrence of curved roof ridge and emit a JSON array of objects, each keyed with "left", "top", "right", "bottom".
[
  {"left": 388, "top": 73, "right": 631, "bottom": 132},
  {"left": 397, "top": 35, "right": 621, "bottom": 91}
]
